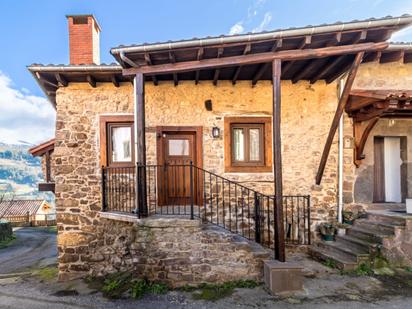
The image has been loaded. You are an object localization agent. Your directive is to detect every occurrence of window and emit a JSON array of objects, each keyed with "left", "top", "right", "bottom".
[
  {"left": 231, "top": 124, "right": 264, "bottom": 166},
  {"left": 224, "top": 117, "right": 272, "bottom": 172},
  {"left": 100, "top": 115, "right": 134, "bottom": 167}
]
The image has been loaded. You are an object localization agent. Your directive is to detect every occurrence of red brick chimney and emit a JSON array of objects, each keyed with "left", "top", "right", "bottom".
[{"left": 67, "top": 15, "right": 101, "bottom": 65}]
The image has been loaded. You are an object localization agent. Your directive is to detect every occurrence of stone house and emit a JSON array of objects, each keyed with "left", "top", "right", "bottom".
[{"left": 28, "top": 14, "right": 412, "bottom": 284}]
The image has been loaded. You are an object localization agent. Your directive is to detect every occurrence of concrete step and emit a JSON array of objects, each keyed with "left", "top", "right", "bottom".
[
  {"left": 308, "top": 246, "right": 358, "bottom": 271},
  {"left": 367, "top": 212, "right": 406, "bottom": 227},
  {"left": 354, "top": 219, "right": 400, "bottom": 234},
  {"left": 316, "top": 240, "right": 370, "bottom": 263},
  {"left": 346, "top": 225, "right": 393, "bottom": 244},
  {"left": 335, "top": 234, "right": 379, "bottom": 253}
]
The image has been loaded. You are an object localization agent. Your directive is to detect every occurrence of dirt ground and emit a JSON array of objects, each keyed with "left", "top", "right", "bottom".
[{"left": 0, "top": 228, "right": 412, "bottom": 308}]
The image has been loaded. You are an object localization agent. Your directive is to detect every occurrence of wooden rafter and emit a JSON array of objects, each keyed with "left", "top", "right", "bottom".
[
  {"left": 168, "top": 52, "right": 178, "bottom": 86},
  {"left": 111, "top": 75, "right": 120, "bottom": 87},
  {"left": 292, "top": 59, "right": 322, "bottom": 83},
  {"left": 123, "top": 42, "right": 387, "bottom": 76},
  {"left": 316, "top": 52, "right": 364, "bottom": 185},
  {"left": 55, "top": 73, "right": 68, "bottom": 87},
  {"left": 232, "top": 44, "right": 252, "bottom": 85},
  {"left": 297, "top": 35, "right": 312, "bottom": 49},
  {"left": 87, "top": 75, "right": 96, "bottom": 88},
  {"left": 195, "top": 48, "right": 204, "bottom": 85},
  {"left": 310, "top": 56, "right": 346, "bottom": 84},
  {"left": 326, "top": 58, "right": 354, "bottom": 84},
  {"left": 213, "top": 47, "right": 224, "bottom": 86},
  {"left": 144, "top": 53, "right": 158, "bottom": 85}
]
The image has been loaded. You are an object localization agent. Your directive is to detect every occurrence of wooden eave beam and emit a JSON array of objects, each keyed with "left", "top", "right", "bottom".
[
  {"left": 55, "top": 73, "right": 68, "bottom": 87},
  {"left": 297, "top": 35, "right": 312, "bottom": 49},
  {"left": 35, "top": 72, "right": 58, "bottom": 88},
  {"left": 123, "top": 42, "right": 387, "bottom": 76},
  {"left": 380, "top": 50, "right": 405, "bottom": 64},
  {"left": 87, "top": 75, "right": 96, "bottom": 88},
  {"left": 346, "top": 96, "right": 381, "bottom": 112},
  {"left": 326, "top": 58, "right": 355, "bottom": 84},
  {"left": 252, "top": 63, "right": 269, "bottom": 86},
  {"left": 315, "top": 52, "right": 364, "bottom": 185},
  {"left": 144, "top": 53, "right": 158, "bottom": 85},
  {"left": 325, "top": 32, "right": 342, "bottom": 47}
]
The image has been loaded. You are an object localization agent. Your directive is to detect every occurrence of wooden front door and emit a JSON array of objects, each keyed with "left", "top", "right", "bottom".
[{"left": 157, "top": 127, "right": 202, "bottom": 206}]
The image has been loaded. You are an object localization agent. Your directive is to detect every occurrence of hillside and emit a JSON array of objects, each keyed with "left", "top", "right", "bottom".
[{"left": 0, "top": 142, "right": 53, "bottom": 201}]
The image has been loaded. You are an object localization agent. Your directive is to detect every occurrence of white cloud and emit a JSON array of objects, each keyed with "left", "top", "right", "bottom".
[
  {"left": 229, "top": 21, "right": 244, "bottom": 35},
  {"left": 0, "top": 71, "right": 55, "bottom": 145},
  {"left": 252, "top": 12, "right": 272, "bottom": 33}
]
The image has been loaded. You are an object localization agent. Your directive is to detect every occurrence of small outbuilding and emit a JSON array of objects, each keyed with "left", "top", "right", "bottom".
[{"left": 0, "top": 199, "right": 56, "bottom": 226}]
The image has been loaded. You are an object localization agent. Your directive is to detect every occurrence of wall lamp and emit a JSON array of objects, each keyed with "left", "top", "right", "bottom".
[{"left": 212, "top": 127, "right": 220, "bottom": 138}]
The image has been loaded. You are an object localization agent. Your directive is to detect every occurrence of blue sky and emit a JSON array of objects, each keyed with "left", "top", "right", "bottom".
[{"left": 0, "top": 0, "right": 412, "bottom": 144}]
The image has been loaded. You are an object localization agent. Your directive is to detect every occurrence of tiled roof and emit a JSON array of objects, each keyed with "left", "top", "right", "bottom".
[{"left": 0, "top": 200, "right": 45, "bottom": 217}]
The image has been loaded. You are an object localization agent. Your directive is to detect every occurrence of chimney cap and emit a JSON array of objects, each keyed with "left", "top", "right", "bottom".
[{"left": 66, "top": 14, "right": 101, "bottom": 32}]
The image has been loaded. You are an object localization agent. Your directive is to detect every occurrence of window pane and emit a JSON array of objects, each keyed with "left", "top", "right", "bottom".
[
  {"left": 111, "top": 127, "right": 132, "bottom": 162},
  {"left": 169, "top": 139, "right": 189, "bottom": 156},
  {"left": 233, "top": 128, "right": 244, "bottom": 161},
  {"left": 249, "top": 128, "right": 261, "bottom": 161}
]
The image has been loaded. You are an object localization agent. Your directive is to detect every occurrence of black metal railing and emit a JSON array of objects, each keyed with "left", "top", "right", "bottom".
[{"left": 102, "top": 164, "right": 311, "bottom": 247}]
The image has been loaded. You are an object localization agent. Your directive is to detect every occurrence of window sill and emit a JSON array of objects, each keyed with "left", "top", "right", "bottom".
[{"left": 225, "top": 166, "right": 272, "bottom": 173}]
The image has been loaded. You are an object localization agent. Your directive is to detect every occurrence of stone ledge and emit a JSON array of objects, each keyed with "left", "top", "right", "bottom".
[{"left": 98, "top": 211, "right": 201, "bottom": 228}]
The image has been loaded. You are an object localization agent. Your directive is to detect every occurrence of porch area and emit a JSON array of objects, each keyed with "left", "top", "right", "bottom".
[{"left": 101, "top": 164, "right": 311, "bottom": 251}]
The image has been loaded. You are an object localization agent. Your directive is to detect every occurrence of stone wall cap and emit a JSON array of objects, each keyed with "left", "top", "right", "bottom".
[
  {"left": 99, "top": 211, "right": 201, "bottom": 227},
  {"left": 264, "top": 260, "right": 304, "bottom": 270}
]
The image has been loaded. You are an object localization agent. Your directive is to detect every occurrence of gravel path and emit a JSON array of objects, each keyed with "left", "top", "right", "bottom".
[{"left": 0, "top": 227, "right": 57, "bottom": 274}]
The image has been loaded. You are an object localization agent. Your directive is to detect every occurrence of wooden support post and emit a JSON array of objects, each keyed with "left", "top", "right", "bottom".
[
  {"left": 45, "top": 150, "right": 51, "bottom": 183},
  {"left": 135, "top": 73, "right": 148, "bottom": 217},
  {"left": 272, "top": 59, "right": 285, "bottom": 262},
  {"left": 315, "top": 52, "right": 364, "bottom": 185}
]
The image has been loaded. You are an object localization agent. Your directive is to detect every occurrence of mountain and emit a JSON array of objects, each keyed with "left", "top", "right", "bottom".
[{"left": 0, "top": 142, "right": 53, "bottom": 201}]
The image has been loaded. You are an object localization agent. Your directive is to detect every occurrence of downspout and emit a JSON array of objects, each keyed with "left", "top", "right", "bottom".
[
  {"left": 133, "top": 76, "right": 139, "bottom": 212},
  {"left": 337, "top": 77, "right": 345, "bottom": 223}
]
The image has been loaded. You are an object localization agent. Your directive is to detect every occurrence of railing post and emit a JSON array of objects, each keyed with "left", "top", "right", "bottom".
[
  {"left": 190, "top": 161, "right": 194, "bottom": 220},
  {"left": 254, "top": 192, "right": 261, "bottom": 244},
  {"left": 307, "top": 195, "right": 311, "bottom": 245},
  {"left": 101, "top": 166, "right": 107, "bottom": 211}
]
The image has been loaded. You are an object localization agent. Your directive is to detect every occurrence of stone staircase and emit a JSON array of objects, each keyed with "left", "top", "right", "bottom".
[{"left": 309, "top": 211, "right": 407, "bottom": 270}]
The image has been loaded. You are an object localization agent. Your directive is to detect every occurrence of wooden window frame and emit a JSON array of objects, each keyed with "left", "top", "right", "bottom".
[
  {"left": 99, "top": 115, "right": 135, "bottom": 167},
  {"left": 224, "top": 117, "right": 272, "bottom": 173}
]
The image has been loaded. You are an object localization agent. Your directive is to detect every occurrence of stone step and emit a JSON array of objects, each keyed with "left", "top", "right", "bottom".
[
  {"left": 335, "top": 234, "right": 378, "bottom": 253},
  {"left": 366, "top": 212, "right": 406, "bottom": 227},
  {"left": 354, "top": 219, "right": 400, "bottom": 234},
  {"left": 346, "top": 225, "right": 393, "bottom": 244},
  {"left": 308, "top": 246, "right": 358, "bottom": 271},
  {"left": 316, "top": 240, "right": 370, "bottom": 263}
]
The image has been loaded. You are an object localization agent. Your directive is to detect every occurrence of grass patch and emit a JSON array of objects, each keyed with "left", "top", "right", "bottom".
[
  {"left": 188, "top": 280, "right": 260, "bottom": 301},
  {"left": 322, "top": 258, "right": 337, "bottom": 269},
  {"left": 35, "top": 266, "right": 58, "bottom": 281},
  {"left": 87, "top": 273, "right": 168, "bottom": 299},
  {"left": 0, "top": 235, "right": 16, "bottom": 249}
]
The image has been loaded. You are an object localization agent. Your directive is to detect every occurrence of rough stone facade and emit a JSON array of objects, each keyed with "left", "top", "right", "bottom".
[{"left": 54, "top": 79, "right": 340, "bottom": 280}]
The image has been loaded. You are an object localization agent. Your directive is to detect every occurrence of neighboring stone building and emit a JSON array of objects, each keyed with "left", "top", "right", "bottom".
[{"left": 28, "top": 14, "right": 412, "bottom": 283}]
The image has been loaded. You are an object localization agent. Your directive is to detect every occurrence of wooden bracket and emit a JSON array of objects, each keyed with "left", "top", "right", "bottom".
[{"left": 353, "top": 117, "right": 379, "bottom": 167}]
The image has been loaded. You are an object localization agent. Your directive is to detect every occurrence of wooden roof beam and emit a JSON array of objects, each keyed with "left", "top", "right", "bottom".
[
  {"left": 297, "top": 35, "right": 312, "bottom": 49},
  {"left": 213, "top": 47, "right": 224, "bottom": 86},
  {"left": 168, "top": 51, "right": 178, "bottom": 86},
  {"left": 310, "top": 56, "right": 346, "bottom": 84},
  {"left": 326, "top": 32, "right": 342, "bottom": 47},
  {"left": 195, "top": 48, "right": 204, "bottom": 85},
  {"left": 316, "top": 52, "right": 364, "bottom": 185},
  {"left": 55, "top": 73, "right": 68, "bottom": 87},
  {"left": 232, "top": 44, "right": 252, "bottom": 85},
  {"left": 35, "top": 72, "right": 58, "bottom": 88},
  {"left": 111, "top": 75, "right": 119, "bottom": 87},
  {"left": 325, "top": 57, "right": 355, "bottom": 84},
  {"left": 353, "top": 117, "right": 379, "bottom": 166},
  {"left": 123, "top": 42, "right": 387, "bottom": 76},
  {"left": 380, "top": 50, "right": 405, "bottom": 64},
  {"left": 144, "top": 53, "right": 159, "bottom": 85},
  {"left": 353, "top": 30, "right": 368, "bottom": 44},
  {"left": 292, "top": 59, "right": 321, "bottom": 83},
  {"left": 87, "top": 75, "right": 96, "bottom": 88},
  {"left": 120, "top": 52, "right": 139, "bottom": 68},
  {"left": 251, "top": 40, "right": 284, "bottom": 86}
]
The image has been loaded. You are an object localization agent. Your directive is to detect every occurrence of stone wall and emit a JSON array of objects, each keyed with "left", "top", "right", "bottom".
[
  {"left": 85, "top": 214, "right": 269, "bottom": 287},
  {"left": 54, "top": 80, "right": 340, "bottom": 280}
]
